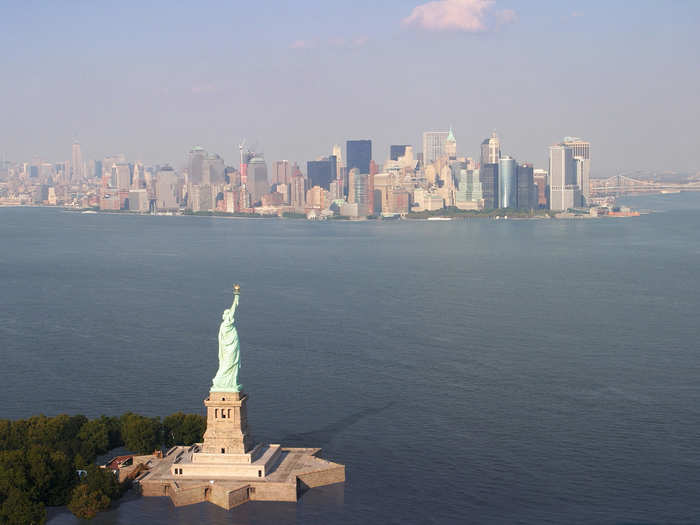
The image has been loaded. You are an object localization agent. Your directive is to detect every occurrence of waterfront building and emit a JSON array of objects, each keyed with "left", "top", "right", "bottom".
[
  {"left": 562, "top": 137, "right": 591, "bottom": 206},
  {"left": 246, "top": 156, "right": 268, "bottom": 205},
  {"left": 155, "top": 166, "right": 179, "bottom": 211},
  {"left": 549, "top": 145, "right": 579, "bottom": 211},
  {"left": 533, "top": 169, "right": 548, "bottom": 208},
  {"left": 422, "top": 131, "right": 448, "bottom": 166},
  {"left": 290, "top": 174, "right": 306, "bottom": 210},
  {"left": 346, "top": 140, "right": 371, "bottom": 174},
  {"left": 128, "top": 189, "right": 149, "bottom": 212},
  {"left": 453, "top": 163, "right": 483, "bottom": 209},
  {"left": 202, "top": 154, "right": 226, "bottom": 185},
  {"left": 348, "top": 168, "right": 369, "bottom": 216},
  {"left": 187, "top": 146, "right": 206, "bottom": 185},
  {"left": 516, "top": 163, "right": 536, "bottom": 210},
  {"left": 480, "top": 132, "right": 500, "bottom": 167},
  {"left": 498, "top": 156, "right": 517, "bottom": 208},
  {"left": 479, "top": 163, "right": 498, "bottom": 209}
]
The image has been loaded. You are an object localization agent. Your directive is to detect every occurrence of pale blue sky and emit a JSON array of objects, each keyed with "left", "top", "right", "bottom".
[{"left": 1, "top": 1, "right": 698, "bottom": 176}]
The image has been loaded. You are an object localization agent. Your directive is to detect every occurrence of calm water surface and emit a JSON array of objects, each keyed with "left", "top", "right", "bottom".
[{"left": 1, "top": 193, "right": 699, "bottom": 524}]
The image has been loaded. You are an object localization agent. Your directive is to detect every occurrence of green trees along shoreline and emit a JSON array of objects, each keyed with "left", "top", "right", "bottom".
[{"left": 0, "top": 412, "right": 205, "bottom": 523}]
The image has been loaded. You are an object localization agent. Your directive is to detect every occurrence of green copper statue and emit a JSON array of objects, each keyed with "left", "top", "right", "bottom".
[{"left": 211, "top": 284, "right": 242, "bottom": 392}]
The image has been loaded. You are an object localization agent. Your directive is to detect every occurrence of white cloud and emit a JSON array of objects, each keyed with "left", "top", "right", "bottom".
[{"left": 402, "top": 0, "right": 515, "bottom": 32}]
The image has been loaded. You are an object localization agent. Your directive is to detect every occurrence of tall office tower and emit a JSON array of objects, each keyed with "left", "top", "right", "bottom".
[
  {"left": 549, "top": 145, "right": 578, "bottom": 211},
  {"left": 445, "top": 126, "right": 457, "bottom": 159},
  {"left": 346, "top": 140, "right": 371, "bottom": 174},
  {"left": 132, "top": 162, "right": 144, "bottom": 189},
  {"left": 307, "top": 156, "right": 337, "bottom": 190},
  {"left": 453, "top": 163, "right": 483, "bottom": 209},
  {"left": 225, "top": 166, "right": 241, "bottom": 187},
  {"left": 155, "top": 166, "right": 179, "bottom": 211},
  {"left": 479, "top": 164, "right": 499, "bottom": 209},
  {"left": 332, "top": 144, "right": 344, "bottom": 180},
  {"left": 111, "top": 163, "right": 131, "bottom": 190},
  {"left": 516, "top": 163, "right": 536, "bottom": 209},
  {"left": 201, "top": 154, "right": 225, "bottom": 185},
  {"left": 498, "top": 156, "right": 517, "bottom": 208},
  {"left": 348, "top": 168, "right": 369, "bottom": 216},
  {"left": 272, "top": 160, "right": 290, "bottom": 186},
  {"left": 187, "top": 146, "right": 206, "bottom": 185},
  {"left": 480, "top": 132, "right": 500, "bottom": 167},
  {"left": 562, "top": 137, "right": 591, "bottom": 206},
  {"left": 390, "top": 145, "right": 409, "bottom": 161},
  {"left": 71, "top": 141, "right": 83, "bottom": 183},
  {"left": 533, "top": 169, "right": 548, "bottom": 208},
  {"left": 422, "top": 131, "right": 448, "bottom": 166},
  {"left": 246, "top": 156, "right": 268, "bottom": 205},
  {"left": 290, "top": 174, "right": 306, "bottom": 210}
]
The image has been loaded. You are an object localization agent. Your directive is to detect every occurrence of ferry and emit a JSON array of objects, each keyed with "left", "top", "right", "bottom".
[
  {"left": 427, "top": 217, "right": 451, "bottom": 221},
  {"left": 660, "top": 189, "right": 681, "bottom": 194}
]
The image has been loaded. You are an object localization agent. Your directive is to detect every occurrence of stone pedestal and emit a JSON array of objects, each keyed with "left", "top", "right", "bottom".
[{"left": 200, "top": 391, "right": 253, "bottom": 454}]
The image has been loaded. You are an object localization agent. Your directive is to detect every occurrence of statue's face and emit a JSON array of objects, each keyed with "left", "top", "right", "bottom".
[{"left": 222, "top": 309, "right": 234, "bottom": 322}]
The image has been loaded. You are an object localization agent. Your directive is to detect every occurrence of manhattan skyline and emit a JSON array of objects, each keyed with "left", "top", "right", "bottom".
[{"left": 1, "top": 1, "right": 698, "bottom": 175}]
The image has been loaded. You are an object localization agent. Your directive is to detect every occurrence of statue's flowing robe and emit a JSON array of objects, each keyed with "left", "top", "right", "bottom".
[{"left": 211, "top": 295, "right": 241, "bottom": 392}]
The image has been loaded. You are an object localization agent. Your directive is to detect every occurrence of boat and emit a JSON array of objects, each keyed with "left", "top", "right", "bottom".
[
  {"left": 427, "top": 217, "right": 451, "bottom": 221},
  {"left": 660, "top": 189, "right": 681, "bottom": 194},
  {"left": 81, "top": 210, "right": 97, "bottom": 214}
]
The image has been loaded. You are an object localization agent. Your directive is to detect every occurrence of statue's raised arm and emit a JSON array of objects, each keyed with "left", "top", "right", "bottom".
[{"left": 210, "top": 284, "right": 242, "bottom": 393}]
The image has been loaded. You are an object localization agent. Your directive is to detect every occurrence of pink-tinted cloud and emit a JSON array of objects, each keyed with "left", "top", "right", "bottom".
[
  {"left": 403, "top": 0, "right": 515, "bottom": 32},
  {"left": 290, "top": 39, "right": 314, "bottom": 49}
]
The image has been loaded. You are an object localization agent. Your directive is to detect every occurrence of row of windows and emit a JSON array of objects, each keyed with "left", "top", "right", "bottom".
[
  {"left": 174, "top": 468, "right": 183, "bottom": 475},
  {"left": 215, "top": 408, "right": 234, "bottom": 419}
]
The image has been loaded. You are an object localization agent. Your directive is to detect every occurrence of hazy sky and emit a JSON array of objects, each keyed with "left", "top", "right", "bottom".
[{"left": 1, "top": 0, "right": 698, "bottom": 176}]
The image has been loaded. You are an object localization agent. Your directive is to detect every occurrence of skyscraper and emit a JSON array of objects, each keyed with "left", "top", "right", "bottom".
[
  {"left": 549, "top": 145, "right": 578, "bottom": 211},
  {"left": 480, "top": 132, "right": 500, "bottom": 167},
  {"left": 390, "top": 145, "right": 409, "bottom": 161},
  {"left": 272, "top": 160, "right": 291, "bottom": 186},
  {"left": 155, "top": 166, "right": 179, "bottom": 211},
  {"left": 246, "top": 156, "right": 268, "bottom": 205},
  {"left": 187, "top": 146, "right": 206, "bottom": 185},
  {"left": 71, "top": 141, "right": 82, "bottom": 183},
  {"left": 307, "top": 156, "right": 337, "bottom": 190},
  {"left": 445, "top": 126, "right": 457, "bottom": 159},
  {"left": 516, "top": 163, "right": 536, "bottom": 209},
  {"left": 498, "top": 156, "right": 517, "bottom": 208},
  {"left": 422, "top": 131, "right": 448, "bottom": 166},
  {"left": 562, "top": 137, "right": 591, "bottom": 206},
  {"left": 479, "top": 164, "right": 499, "bottom": 209},
  {"left": 348, "top": 168, "right": 369, "bottom": 217},
  {"left": 346, "top": 140, "right": 371, "bottom": 174}
]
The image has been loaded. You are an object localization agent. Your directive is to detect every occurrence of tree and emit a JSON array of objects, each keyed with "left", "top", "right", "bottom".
[
  {"left": 68, "top": 484, "right": 110, "bottom": 520},
  {"left": 163, "top": 412, "right": 206, "bottom": 448},
  {"left": 0, "top": 488, "right": 46, "bottom": 525},
  {"left": 26, "top": 446, "right": 75, "bottom": 506},
  {"left": 78, "top": 419, "right": 110, "bottom": 462},
  {"left": 120, "top": 413, "right": 161, "bottom": 454}
]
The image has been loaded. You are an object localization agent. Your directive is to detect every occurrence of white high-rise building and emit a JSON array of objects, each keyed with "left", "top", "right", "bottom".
[
  {"left": 71, "top": 141, "right": 83, "bottom": 183},
  {"left": 562, "top": 137, "right": 591, "bottom": 206},
  {"left": 549, "top": 145, "right": 579, "bottom": 211},
  {"left": 422, "top": 131, "right": 449, "bottom": 166}
]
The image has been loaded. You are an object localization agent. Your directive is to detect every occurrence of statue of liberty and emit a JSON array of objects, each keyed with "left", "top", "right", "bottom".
[{"left": 211, "top": 284, "right": 242, "bottom": 392}]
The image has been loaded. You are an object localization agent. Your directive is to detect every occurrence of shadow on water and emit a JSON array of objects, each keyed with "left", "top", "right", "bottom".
[{"left": 279, "top": 402, "right": 395, "bottom": 446}]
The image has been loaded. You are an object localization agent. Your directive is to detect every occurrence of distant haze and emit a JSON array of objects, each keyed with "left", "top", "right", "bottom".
[{"left": 1, "top": 1, "right": 698, "bottom": 176}]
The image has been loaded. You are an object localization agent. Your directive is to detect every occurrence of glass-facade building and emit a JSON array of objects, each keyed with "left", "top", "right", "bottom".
[
  {"left": 307, "top": 156, "right": 337, "bottom": 190},
  {"left": 346, "top": 140, "right": 371, "bottom": 174},
  {"left": 498, "top": 156, "right": 517, "bottom": 208},
  {"left": 479, "top": 163, "right": 498, "bottom": 209},
  {"left": 390, "top": 145, "right": 409, "bottom": 161}
]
